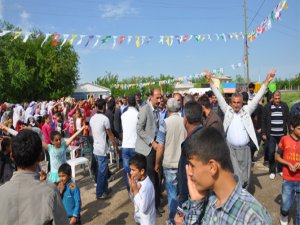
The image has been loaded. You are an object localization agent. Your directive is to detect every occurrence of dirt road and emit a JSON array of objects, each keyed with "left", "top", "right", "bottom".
[{"left": 77, "top": 158, "right": 295, "bottom": 225}]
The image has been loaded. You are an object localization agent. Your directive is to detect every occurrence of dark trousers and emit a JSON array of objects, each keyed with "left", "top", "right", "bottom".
[
  {"left": 264, "top": 139, "right": 269, "bottom": 162},
  {"left": 146, "top": 149, "right": 160, "bottom": 209},
  {"left": 268, "top": 135, "right": 283, "bottom": 174},
  {"left": 178, "top": 154, "right": 189, "bottom": 207}
]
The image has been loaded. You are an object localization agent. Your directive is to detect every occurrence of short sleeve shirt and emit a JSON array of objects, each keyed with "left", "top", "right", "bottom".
[
  {"left": 89, "top": 113, "right": 110, "bottom": 156},
  {"left": 48, "top": 141, "right": 67, "bottom": 173},
  {"left": 156, "top": 120, "right": 166, "bottom": 145},
  {"left": 277, "top": 135, "right": 300, "bottom": 181}
]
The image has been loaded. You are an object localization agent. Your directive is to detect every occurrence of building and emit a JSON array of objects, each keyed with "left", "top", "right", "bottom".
[
  {"left": 72, "top": 82, "right": 111, "bottom": 100},
  {"left": 174, "top": 83, "right": 194, "bottom": 94}
]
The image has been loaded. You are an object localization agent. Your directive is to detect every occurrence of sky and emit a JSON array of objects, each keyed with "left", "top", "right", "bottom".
[{"left": 1, "top": 0, "right": 300, "bottom": 83}]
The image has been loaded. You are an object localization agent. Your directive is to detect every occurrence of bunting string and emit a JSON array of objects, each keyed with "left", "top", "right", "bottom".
[
  {"left": 0, "top": 0, "right": 287, "bottom": 48},
  {"left": 110, "top": 61, "right": 243, "bottom": 90}
]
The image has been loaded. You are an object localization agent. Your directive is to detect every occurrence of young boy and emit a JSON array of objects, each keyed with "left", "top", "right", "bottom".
[
  {"left": 58, "top": 163, "right": 81, "bottom": 225},
  {"left": 276, "top": 114, "right": 300, "bottom": 225},
  {"left": 128, "top": 154, "right": 156, "bottom": 225},
  {"left": 175, "top": 127, "right": 271, "bottom": 225}
]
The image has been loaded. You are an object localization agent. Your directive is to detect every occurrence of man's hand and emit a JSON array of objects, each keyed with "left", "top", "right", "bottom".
[
  {"left": 257, "top": 128, "right": 262, "bottom": 133},
  {"left": 186, "top": 165, "right": 207, "bottom": 201},
  {"left": 152, "top": 141, "right": 158, "bottom": 151},
  {"left": 264, "top": 68, "right": 276, "bottom": 85},
  {"left": 69, "top": 217, "right": 77, "bottom": 225},
  {"left": 174, "top": 213, "right": 184, "bottom": 225},
  {"left": 39, "top": 170, "right": 47, "bottom": 181},
  {"left": 204, "top": 69, "right": 213, "bottom": 84},
  {"left": 262, "top": 134, "right": 267, "bottom": 141},
  {"left": 154, "top": 163, "right": 160, "bottom": 173},
  {"left": 295, "top": 162, "right": 300, "bottom": 170},
  {"left": 288, "top": 163, "right": 296, "bottom": 172}
]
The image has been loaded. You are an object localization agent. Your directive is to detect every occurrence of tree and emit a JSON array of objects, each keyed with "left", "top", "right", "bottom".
[
  {"left": 275, "top": 73, "right": 300, "bottom": 90},
  {"left": 0, "top": 22, "right": 79, "bottom": 102},
  {"left": 94, "top": 72, "right": 119, "bottom": 89},
  {"left": 234, "top": 74, "right": 246, "bottom": 84},
  {"left": 94, "top": 73, "right": 174, "bottom": 98}
]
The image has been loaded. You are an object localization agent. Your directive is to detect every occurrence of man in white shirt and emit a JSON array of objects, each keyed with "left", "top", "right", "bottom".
[
  {"left": 205, "top": 69, "right": 275, "bottom": 189},
  {"left": 89, "top": 99, "right": 119, "bottom": 199},
  {"left": 121, "top": 95, "right": 139, "bottom": 192}
]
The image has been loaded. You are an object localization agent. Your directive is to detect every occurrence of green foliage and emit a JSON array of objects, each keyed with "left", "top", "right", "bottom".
[
  {"left": 94, "top": 72, "right": 174, "bottom": 98},
  {"left": 0, "top": 22, "right": 79, "bottom": 102},
  {"left": 275, "top": 73, "right": 300, "bottom": 90},
  {"left": 281, "top": 92, "right": 300, "bottom": 108},
  {"left": 94, "top": 72, "right": 119, "bottom": 89},
  {"left": 234, "top": 74, "right": 246, "bottom": 84},
  {"left": 192, "top": 76, "right": 209, "bottom": 88}
]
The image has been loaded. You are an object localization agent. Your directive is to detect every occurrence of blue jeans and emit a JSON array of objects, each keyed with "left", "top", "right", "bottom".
[
  {"left": 122, "top": 148, "right": 136, "bottom": 192},
  {"left": 281, "top": 180, "right": 300, "bottom": 225},
  {"left": 164, "top": 168, "right": 178, "bottom": 224},
  {"left": 95, "top": 155, "right": 108, "bottom": 197}
]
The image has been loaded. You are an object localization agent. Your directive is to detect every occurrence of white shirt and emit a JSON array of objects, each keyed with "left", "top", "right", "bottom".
[
  {"left": 76, "top": 118, "right": 82, "bottom": 130},
  {"left": 226, "top": 112, "right": 250, "bottom": 146},
  {"left": 89, "top": 113, "right": 110, "bottom": 156},
  {"left": 131, "top": 176, "right": 156, "bottom": 225},
  {"left": 121, "top": 107, "right": 138, "bottom": 148}
]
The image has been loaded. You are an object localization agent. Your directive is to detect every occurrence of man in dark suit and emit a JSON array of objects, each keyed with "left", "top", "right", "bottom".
[{"left": 135, "top": 88, "right": 163, "bottom": 215}]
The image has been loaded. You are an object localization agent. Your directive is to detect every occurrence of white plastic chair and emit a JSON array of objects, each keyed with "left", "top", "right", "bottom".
[
  {"left": 108, "top": 143, "right": 120, "bottom": 169},
  {"left": 67, "top": 145, "right": 92, "bottom": 182}
]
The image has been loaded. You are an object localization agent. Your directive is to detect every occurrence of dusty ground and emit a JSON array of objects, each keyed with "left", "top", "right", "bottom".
[{"left": 75, "top": 157, "right": 296, "bottom": 225}]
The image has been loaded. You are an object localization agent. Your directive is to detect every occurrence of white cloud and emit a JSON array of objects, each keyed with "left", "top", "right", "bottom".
[
  {"left": 20, "top": 10, "right": 30, "bottom": 20},
  {"left": 0, "top": 0, "right": 3, "bottom": 20},
  {"left": 19, "top": 10, "right": 33, "bottom": 32},
  {"left": 99, "top": 1, "right": 138, "bottom": 18}
]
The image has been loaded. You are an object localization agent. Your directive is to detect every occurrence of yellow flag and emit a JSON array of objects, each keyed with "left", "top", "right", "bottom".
[
  {"left": 13, "top": 31, "right": 22, "bottom": 40},
  {"left": 283, "top": 4, "right": 288, "bottom": 9},
  {"left": 69, "top": 34, "right": 78, "bottom": 45},
  {"left": 165, "top": 36, "right": 170, "bottom": 46},
  {"left": 135, "top": 36, "right": 140, "bottom": 48}
]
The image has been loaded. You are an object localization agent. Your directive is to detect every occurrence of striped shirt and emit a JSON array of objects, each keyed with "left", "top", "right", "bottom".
[
  {"left": 270, "top": 104, "right": 284, "bottom": 136},
  {"left": 183, "top": 184, "right": 272, "bottom": 225}
]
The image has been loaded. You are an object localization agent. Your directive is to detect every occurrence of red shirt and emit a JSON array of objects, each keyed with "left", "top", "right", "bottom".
[
  {"left": 42, "top": 123, "right": 54, "bottom": 144},
  {"left": 278, "top": 135, "right": 300, "bottom": 181}
]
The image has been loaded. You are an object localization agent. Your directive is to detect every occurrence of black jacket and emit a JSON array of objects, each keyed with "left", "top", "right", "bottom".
[{"left": 262, "top": 101, "right": 289, "bottom": 138}]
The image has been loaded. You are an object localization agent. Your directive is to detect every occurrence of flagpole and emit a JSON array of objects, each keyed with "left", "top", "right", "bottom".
[{"left": 244, "top": 0, "right": 250, "bottom": 86}]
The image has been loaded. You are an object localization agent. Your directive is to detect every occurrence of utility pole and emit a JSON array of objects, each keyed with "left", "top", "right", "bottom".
[{"left": 244, "top": 0, "right": 250, "bottom": 85}]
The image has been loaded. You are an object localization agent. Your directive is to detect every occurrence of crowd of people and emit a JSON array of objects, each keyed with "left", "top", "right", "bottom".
[{"left": 0, "top": 69, "right": 299, "bottom": 225}]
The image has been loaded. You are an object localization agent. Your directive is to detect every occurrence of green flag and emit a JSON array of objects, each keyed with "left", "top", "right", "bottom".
[{"left": 268, "top": 82, "right": 276, "bottom": 93}]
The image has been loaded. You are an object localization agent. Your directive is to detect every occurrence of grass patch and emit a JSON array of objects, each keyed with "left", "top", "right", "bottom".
[{"left": 281, "top": 92, "right": 300, "bottom": 108}]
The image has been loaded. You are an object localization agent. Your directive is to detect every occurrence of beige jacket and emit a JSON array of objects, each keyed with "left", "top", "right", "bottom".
[{"left": 0, "top": 171, "right": 68, "bottom": 225}]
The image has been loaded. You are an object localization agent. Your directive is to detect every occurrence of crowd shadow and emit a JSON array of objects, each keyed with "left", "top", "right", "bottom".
[
  {"left": 81, "top": 199, "right": 111, "bottom": 224},
  {"left": 105, "top": 212, "right": 129, "bottom": 225},
  {"left": 248, "top": 171, "right": 269, "bottom": 195}
]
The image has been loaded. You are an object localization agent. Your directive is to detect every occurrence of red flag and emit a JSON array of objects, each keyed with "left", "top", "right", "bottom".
[{"left": 52, "top": 33, "right": 61, "bottom": 46}]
